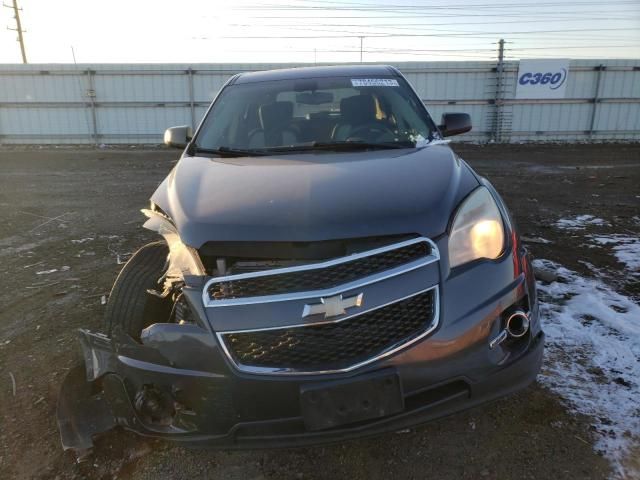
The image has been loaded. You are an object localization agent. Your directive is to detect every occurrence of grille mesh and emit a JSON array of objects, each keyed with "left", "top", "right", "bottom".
[
  {"left": 209, "top": 241, "right": 429, "bottom": 300},
  {"left": 221, "top": 290, "right": 435, "bottom": 372}
]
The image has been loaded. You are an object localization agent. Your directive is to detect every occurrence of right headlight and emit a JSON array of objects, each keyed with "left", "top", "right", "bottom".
[{"left": 448, "top": 187, "right": 505, "bottom": 268}]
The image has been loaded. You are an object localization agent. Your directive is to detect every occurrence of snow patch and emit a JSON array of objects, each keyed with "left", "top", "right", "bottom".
[
  {"left": 521, "top": 236, "right": 553, "bottom": 245},
  {"left": 71, "top": 237, "right": 94, "bottom": 244},
  {"left": 36, "top": 269, "right": 58, "bottom": 275},
  {"left": 555, "top": 215, "right": 610, "bottom": 231},
  {"left": 590, "top": 235, "right": 640, "bottom": 275},
  {"left": 535, "top": 259, "right": 640, "bottom": 477}
]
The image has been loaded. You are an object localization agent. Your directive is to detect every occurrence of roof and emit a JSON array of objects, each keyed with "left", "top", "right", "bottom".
[{"left": 233, "top": 64, "right": 398, "bottom": 84}]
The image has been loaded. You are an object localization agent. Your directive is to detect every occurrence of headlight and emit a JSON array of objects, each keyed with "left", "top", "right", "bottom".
[{"left": 448, "top": 187, "right": 505, "bottom": 268}]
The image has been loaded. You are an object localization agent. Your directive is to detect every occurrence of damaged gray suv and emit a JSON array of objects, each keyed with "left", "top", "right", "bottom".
[{"left": 58, "top": 65, "right": 544, "bottom": 454}]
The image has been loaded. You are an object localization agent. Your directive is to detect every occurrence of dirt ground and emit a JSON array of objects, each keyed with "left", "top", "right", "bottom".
[{"left": 0, "top": 143, "right": 638, "bottom": 480}]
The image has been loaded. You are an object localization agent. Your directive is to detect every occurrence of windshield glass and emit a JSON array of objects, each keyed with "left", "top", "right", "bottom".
[{"left": 194, "top": 75, "right": 437, "bottom": 154}]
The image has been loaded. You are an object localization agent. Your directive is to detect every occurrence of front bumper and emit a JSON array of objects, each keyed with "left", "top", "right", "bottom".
[{"left": 57, "top": 237, "right": 544, "bottom": 453}]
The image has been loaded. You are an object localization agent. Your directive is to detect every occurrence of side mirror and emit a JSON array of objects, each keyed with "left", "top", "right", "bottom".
[
  {"left": 164, "top": 125, "right": 193, "bottom": 148},
  {"left": 438, "top": 113, "right": 472, "bottom": 137}
]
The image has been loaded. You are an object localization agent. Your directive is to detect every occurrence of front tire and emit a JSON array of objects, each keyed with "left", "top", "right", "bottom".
[{"left": 103, "top": 241, "right": 170, "bottom": 338}]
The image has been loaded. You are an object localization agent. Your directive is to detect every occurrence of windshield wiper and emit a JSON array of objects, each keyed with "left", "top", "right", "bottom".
[
  {"left": 190, "top": 146, "right": 269, "bottom": 157},
  {"left": 259, "top": 140, "right": 416, "bottom": 153},
  {"left": 191, "top": 140, "right": 415, "bottom": 157}
]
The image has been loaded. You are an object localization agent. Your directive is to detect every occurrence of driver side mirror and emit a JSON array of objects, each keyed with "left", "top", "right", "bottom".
[
  {"left": 438, "top": 113, "right": 472, "bottom": 137},
  {"left": 164, "top": 125, "right": 193, "bottom": 149}
]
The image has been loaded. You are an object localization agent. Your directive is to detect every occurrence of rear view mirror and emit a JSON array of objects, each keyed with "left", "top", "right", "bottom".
[
  {"left": 438, "top": 113, "right": 472, "bottom": 137},
  {"left": 164, "top": 125, "right": 193, "bottom": 148},
  {"left": 296, "top": 91, "right": 334, "bottom": 105}
]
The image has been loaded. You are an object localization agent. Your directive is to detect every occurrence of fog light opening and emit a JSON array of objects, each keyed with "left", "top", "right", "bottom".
[{"left": 134, "top": 384, "right": 176, "bottom": 426}]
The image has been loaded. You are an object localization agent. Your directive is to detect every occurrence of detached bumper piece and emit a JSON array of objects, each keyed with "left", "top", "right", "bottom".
[{"left": 57, "top": 364, "right": 117, "bottom": 458}]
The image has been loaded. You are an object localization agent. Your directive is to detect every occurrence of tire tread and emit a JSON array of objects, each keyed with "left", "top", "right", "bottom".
[{"left": 103, "top": 241, "right": 169, "bottom": 337}]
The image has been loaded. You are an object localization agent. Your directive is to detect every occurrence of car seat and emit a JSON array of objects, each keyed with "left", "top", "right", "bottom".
[
  {"left": 331, "top": 94, "right": 382, "bottom": 141},
  {"left": 248, "top": 101, "right": 298, "bottom": 148}
]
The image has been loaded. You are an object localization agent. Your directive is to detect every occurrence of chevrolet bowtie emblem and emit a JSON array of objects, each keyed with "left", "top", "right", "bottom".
[{"left": 302, "top": 293, "right": 364, "bottom": 319}]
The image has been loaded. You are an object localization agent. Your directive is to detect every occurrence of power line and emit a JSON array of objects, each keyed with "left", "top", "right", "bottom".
[
  {"left": 362, "top": 45, "right": 639, "bottom": 52},
  {"left": 224, "top": 20, "right": 638, "bottom": 42},
  {"left": 3, "top": 0, "right": 27, "bottom": 63},
  {"left": 509, "top": 44, "right": 640, "bottom": 50},
  {"left": 240, "top": 0, "right": 640, "bottom": 10},
  {"left": 245, "top": 10, "right": 640, "bottom": 18},
  {"left": 230, "top": 17, "right": 638, "bottom": 30},
  {"left": 229, "top": 20, "right": 639, "bottom": 39},
  {"left": 222, "top": 27, "right": 640, "bottom": 39},
  {"left": 238, "top": 0, "right": 640, "bottom": 17},
  {"left": 258, "top": 0, "right": 639, "bottom": 7}
]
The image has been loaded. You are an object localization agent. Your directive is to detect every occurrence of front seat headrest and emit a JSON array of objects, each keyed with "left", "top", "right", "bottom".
[
  {"left": 259, "top": 101, "right": 294, "bottom": 130},
  {"left": 339, "top": 95, "right": 377, "bottom": 124}
]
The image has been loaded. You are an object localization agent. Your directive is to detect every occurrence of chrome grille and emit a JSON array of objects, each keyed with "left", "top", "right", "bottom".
[
  {"left": 219, "top": 288, "right": 437, "bottom": 374},
  {"left": 204, "top": 237, "right": 440, "bottom": 375},
  {"left": 205, "top": 238, "right": 432, "bottom": 304}
]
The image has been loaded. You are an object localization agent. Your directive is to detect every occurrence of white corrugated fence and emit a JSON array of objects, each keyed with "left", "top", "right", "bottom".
[{"left": 0, "top": 60, "right": 638, "bottom": 144}]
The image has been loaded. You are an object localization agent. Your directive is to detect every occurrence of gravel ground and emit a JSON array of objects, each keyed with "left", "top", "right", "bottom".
[{"left": 1, "top": 143, "right": 638, "bottom": 480}]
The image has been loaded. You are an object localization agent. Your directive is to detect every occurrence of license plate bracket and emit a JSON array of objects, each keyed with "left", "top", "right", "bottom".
[{"left": 300, "top": 371, "right": 404, "bottom": 431}]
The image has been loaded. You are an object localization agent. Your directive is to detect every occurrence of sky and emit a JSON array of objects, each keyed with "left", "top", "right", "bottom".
[{"left": 1, "top": 0, "right": 639, "bottom": 64}]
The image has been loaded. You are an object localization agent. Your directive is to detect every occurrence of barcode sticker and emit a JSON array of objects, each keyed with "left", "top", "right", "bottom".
[{"left": 351, "top": 78, "right": 399, "bottom": 87}]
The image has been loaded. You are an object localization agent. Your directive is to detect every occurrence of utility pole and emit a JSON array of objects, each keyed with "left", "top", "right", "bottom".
[
  {"left": 4, "top": 0, "right": 27, "bottom": 63},
  {"left": 359, "top": 36, "right": 364, "bottom": 63},
  {"left": 496, "top": 38, "right": 505, "bottom": 97},
  {"left": 493, "top": 38, "right": 505, "bottom": 142}
]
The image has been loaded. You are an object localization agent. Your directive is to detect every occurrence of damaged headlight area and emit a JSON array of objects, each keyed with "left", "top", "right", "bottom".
[{"left": 142, "top": 208, "right": 205, "bottom": 279}]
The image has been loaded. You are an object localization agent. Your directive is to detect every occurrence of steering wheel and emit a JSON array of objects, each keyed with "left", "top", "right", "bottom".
[{"left": 347, "top": 123, "right": 395, "bottom": 142}]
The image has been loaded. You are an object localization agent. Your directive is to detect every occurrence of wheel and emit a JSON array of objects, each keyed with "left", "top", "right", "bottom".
[{"left": 103, "top": 241, "right": 170, "bottom": 339}]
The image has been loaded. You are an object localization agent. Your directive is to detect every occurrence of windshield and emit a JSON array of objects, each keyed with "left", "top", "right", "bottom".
[{"left": 194, "top": 75, "right": 437, "bottom": 154}]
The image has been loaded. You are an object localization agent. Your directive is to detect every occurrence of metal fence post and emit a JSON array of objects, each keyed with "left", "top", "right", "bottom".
[
  {"left": 187, "top": 68, "right": 196, "bottom": 130},
  {"left": 86, "top": 69, "right": 99, "bottom": 145},
  {"left": 493, "top": 39, "right": 505, "bottom": 143},
  {"left": 589, "top": 64, "right": 604, "bottom": 139}
]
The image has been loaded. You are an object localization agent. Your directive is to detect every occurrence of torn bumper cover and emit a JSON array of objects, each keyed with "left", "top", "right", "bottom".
[
  {"left": 58, "top": 325, "right": 228, "bottom": 452},
  {"left": 58, "top": 327, "right": 543, "bottom": 451},
  {"left": 57, "top": 276, "right": 543, "bottom": 453}
]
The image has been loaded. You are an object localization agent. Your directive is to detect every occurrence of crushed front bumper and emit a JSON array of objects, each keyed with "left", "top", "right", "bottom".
[
  {"left": 57, "top": 236, "right": 544, "bottom": 454},
  {"left": 58, "top": 329, "right": 543, "bottom": 452}
]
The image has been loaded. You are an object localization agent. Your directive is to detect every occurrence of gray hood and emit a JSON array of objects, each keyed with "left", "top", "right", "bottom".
[{"left": 151, "top": 144, "right": 479, "bottom": 248}]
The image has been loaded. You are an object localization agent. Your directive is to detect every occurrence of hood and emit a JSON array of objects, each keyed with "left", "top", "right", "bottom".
[{"left": 151, "top": 144, "right": 479, "bottom": 248}]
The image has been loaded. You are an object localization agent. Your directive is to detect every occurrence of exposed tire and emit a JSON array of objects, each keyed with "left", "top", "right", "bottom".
[{"left": 104, "top": 241, "right": 170, "bottom": 338}]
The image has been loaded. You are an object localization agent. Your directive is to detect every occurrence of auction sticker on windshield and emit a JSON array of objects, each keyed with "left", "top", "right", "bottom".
[{"left": 351, "top": 78, "right": 399, "bottom": 87}]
